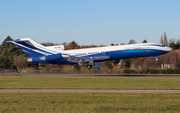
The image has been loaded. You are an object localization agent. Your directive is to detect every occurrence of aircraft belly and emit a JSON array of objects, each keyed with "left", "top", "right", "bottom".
[
  {"left": 111, "top": 49, "right": 147, "bottom": 59},
  {"left": 47, "top": 59, "right": 76, "bottom": 64}
]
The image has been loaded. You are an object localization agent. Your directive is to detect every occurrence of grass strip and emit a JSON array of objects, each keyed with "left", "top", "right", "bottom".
[
  {"left": 0, "top": 93, "right": 180, "bottom": 113},
  {"left": 0, "top": 76, "right": 180, "bottom": 89}
]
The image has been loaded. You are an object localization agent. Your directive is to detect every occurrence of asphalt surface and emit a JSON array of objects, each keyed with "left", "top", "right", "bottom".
[
  {"left": 1, "top": 74, "right": 180, "bottom": 77},
  {"left": 0, "top": 89, "right": 180, "bottom": 93}
]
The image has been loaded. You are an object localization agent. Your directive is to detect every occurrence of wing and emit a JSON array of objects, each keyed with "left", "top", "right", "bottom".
[{"left": 67, "top": 54, "right": 110, "bottom": 65}]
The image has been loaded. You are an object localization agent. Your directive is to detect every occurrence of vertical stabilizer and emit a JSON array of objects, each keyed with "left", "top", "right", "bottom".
[{"left": 7, "top": 38, "right": 61, "bottom": 58}]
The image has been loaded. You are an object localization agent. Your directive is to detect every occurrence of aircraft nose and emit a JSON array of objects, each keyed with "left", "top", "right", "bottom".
[{"left": 166, "top": 46, "right": 172, "bottom": 52}]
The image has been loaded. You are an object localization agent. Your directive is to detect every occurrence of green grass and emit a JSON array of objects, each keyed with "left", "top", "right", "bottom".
[
  {"left": 0, "top": 76, "right": 180, "bottom": 89},
  {"left": 0, "top": 93, "right": 180, "bottom": 113}
]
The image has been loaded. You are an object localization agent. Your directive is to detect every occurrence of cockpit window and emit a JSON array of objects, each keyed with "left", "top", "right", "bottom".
[{"left": 161, "top": 44, "right": 165, "bottom": 47}]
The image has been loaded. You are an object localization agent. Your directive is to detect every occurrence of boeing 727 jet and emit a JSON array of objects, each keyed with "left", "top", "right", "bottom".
[{"left": 7, "top": 38, "right": 172, "bottom": 69}]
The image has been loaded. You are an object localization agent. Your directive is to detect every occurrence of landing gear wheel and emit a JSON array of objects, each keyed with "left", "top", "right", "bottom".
[
  {"left": 87, "top": 65, "right": 92, "bottom": 69},
  {"left": 155, "top": 57, "right": 159, "bottom": 61},
  {"left": 155, "top": 57, "right": 158, "bottom": 61}
]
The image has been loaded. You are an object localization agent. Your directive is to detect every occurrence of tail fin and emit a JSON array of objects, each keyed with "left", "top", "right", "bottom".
[{"left": 7, "top": 38, "right": 64, "bottom": 58}]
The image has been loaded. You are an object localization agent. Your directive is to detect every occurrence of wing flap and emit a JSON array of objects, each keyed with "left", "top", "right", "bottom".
[
  {"left": 72, "top": 55, "right": 110, "bottom": 60},
  {"left": 67, "top": 54, "right": 110, "bottom": 65}
]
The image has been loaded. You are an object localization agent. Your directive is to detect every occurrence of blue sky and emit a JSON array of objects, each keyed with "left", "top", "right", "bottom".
[{"left": 0, "top": 0, "right": 180, "bottom": 45}]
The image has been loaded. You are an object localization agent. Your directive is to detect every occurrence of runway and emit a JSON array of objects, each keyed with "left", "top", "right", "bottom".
[
  {"left": 1, "top": 74, "right": 180, "bottom": 77},
  {"left": 0, "top": 89, "right": 180, "bottom": 93}
]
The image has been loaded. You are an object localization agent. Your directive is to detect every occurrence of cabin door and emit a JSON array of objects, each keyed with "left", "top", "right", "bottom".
[{"left": 147, "top": 47, "right": 150, "bottom": 52}]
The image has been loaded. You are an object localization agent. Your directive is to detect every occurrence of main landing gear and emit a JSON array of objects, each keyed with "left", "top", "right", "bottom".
[
  {"left": 87, "top": 62, "right": 102, "bottom": 70},
  {"left": 87, "top": 65, "right": 92, "bottom": 69}
]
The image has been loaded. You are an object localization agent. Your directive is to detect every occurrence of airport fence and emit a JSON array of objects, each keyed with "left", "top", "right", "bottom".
[
  {"left": 0, "top": 69, "right": 122, "bottom": 74},
  {"left": 23, "top": 70, "right": 123, "bottom": 74},
  {"left": 0, "top": 69, "right": 18, "bottom": 73}
]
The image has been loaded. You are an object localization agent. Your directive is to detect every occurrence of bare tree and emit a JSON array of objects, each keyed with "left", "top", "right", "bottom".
[
  {"left": 61, "top": 42, "right": 68, "bottom": 50},
  {"left": 13, "top": 55, "right": 28, "bottom": 72},
  {"left": 176, "top": 39, "right": 180, "bottom": 49},
  {"left": 81, "top": 45, "right": 98, "bottom": 49},
  {"left": 160, "top": 35, "right": 163, "bottom": 44},
  {"left": 128, "top": 39, "right": 136, "bottom": 44},
  {"left": 163, "top": 32, "right": 168, "bottom": 45},
  {"left": 120, "top": 43, "right": 125, "bottom": 45},
  {"left": 176, "top": 39, "right": 180, "bottom": 44},
  {"left": 169, "top": 38, "right": 175, "bottom": 44},
  {"left": 61, "top": 42, "right": 67, "bottom": 46},
  {"left": 41, "top": 42, "right": 60, "bottom": 46},
  {"left": 99, "top": 44, "right": 106, "bottom": 47}
]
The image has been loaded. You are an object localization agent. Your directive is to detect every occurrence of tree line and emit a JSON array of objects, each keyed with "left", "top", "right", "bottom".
[
  {"left": 0, "top": 36, "right": 28, "bottom": 69},
  {"left": 160, "top": 32, "right": 180, "bottom": 49}
]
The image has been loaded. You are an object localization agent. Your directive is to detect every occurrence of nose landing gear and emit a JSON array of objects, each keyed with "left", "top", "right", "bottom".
[{"left": 155, "top": 55, "right": 159, "bottom": 61}]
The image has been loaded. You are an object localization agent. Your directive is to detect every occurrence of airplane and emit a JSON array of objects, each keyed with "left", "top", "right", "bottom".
[{"left": 7, "top": 38, "right": 172, "bottom": 69}]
